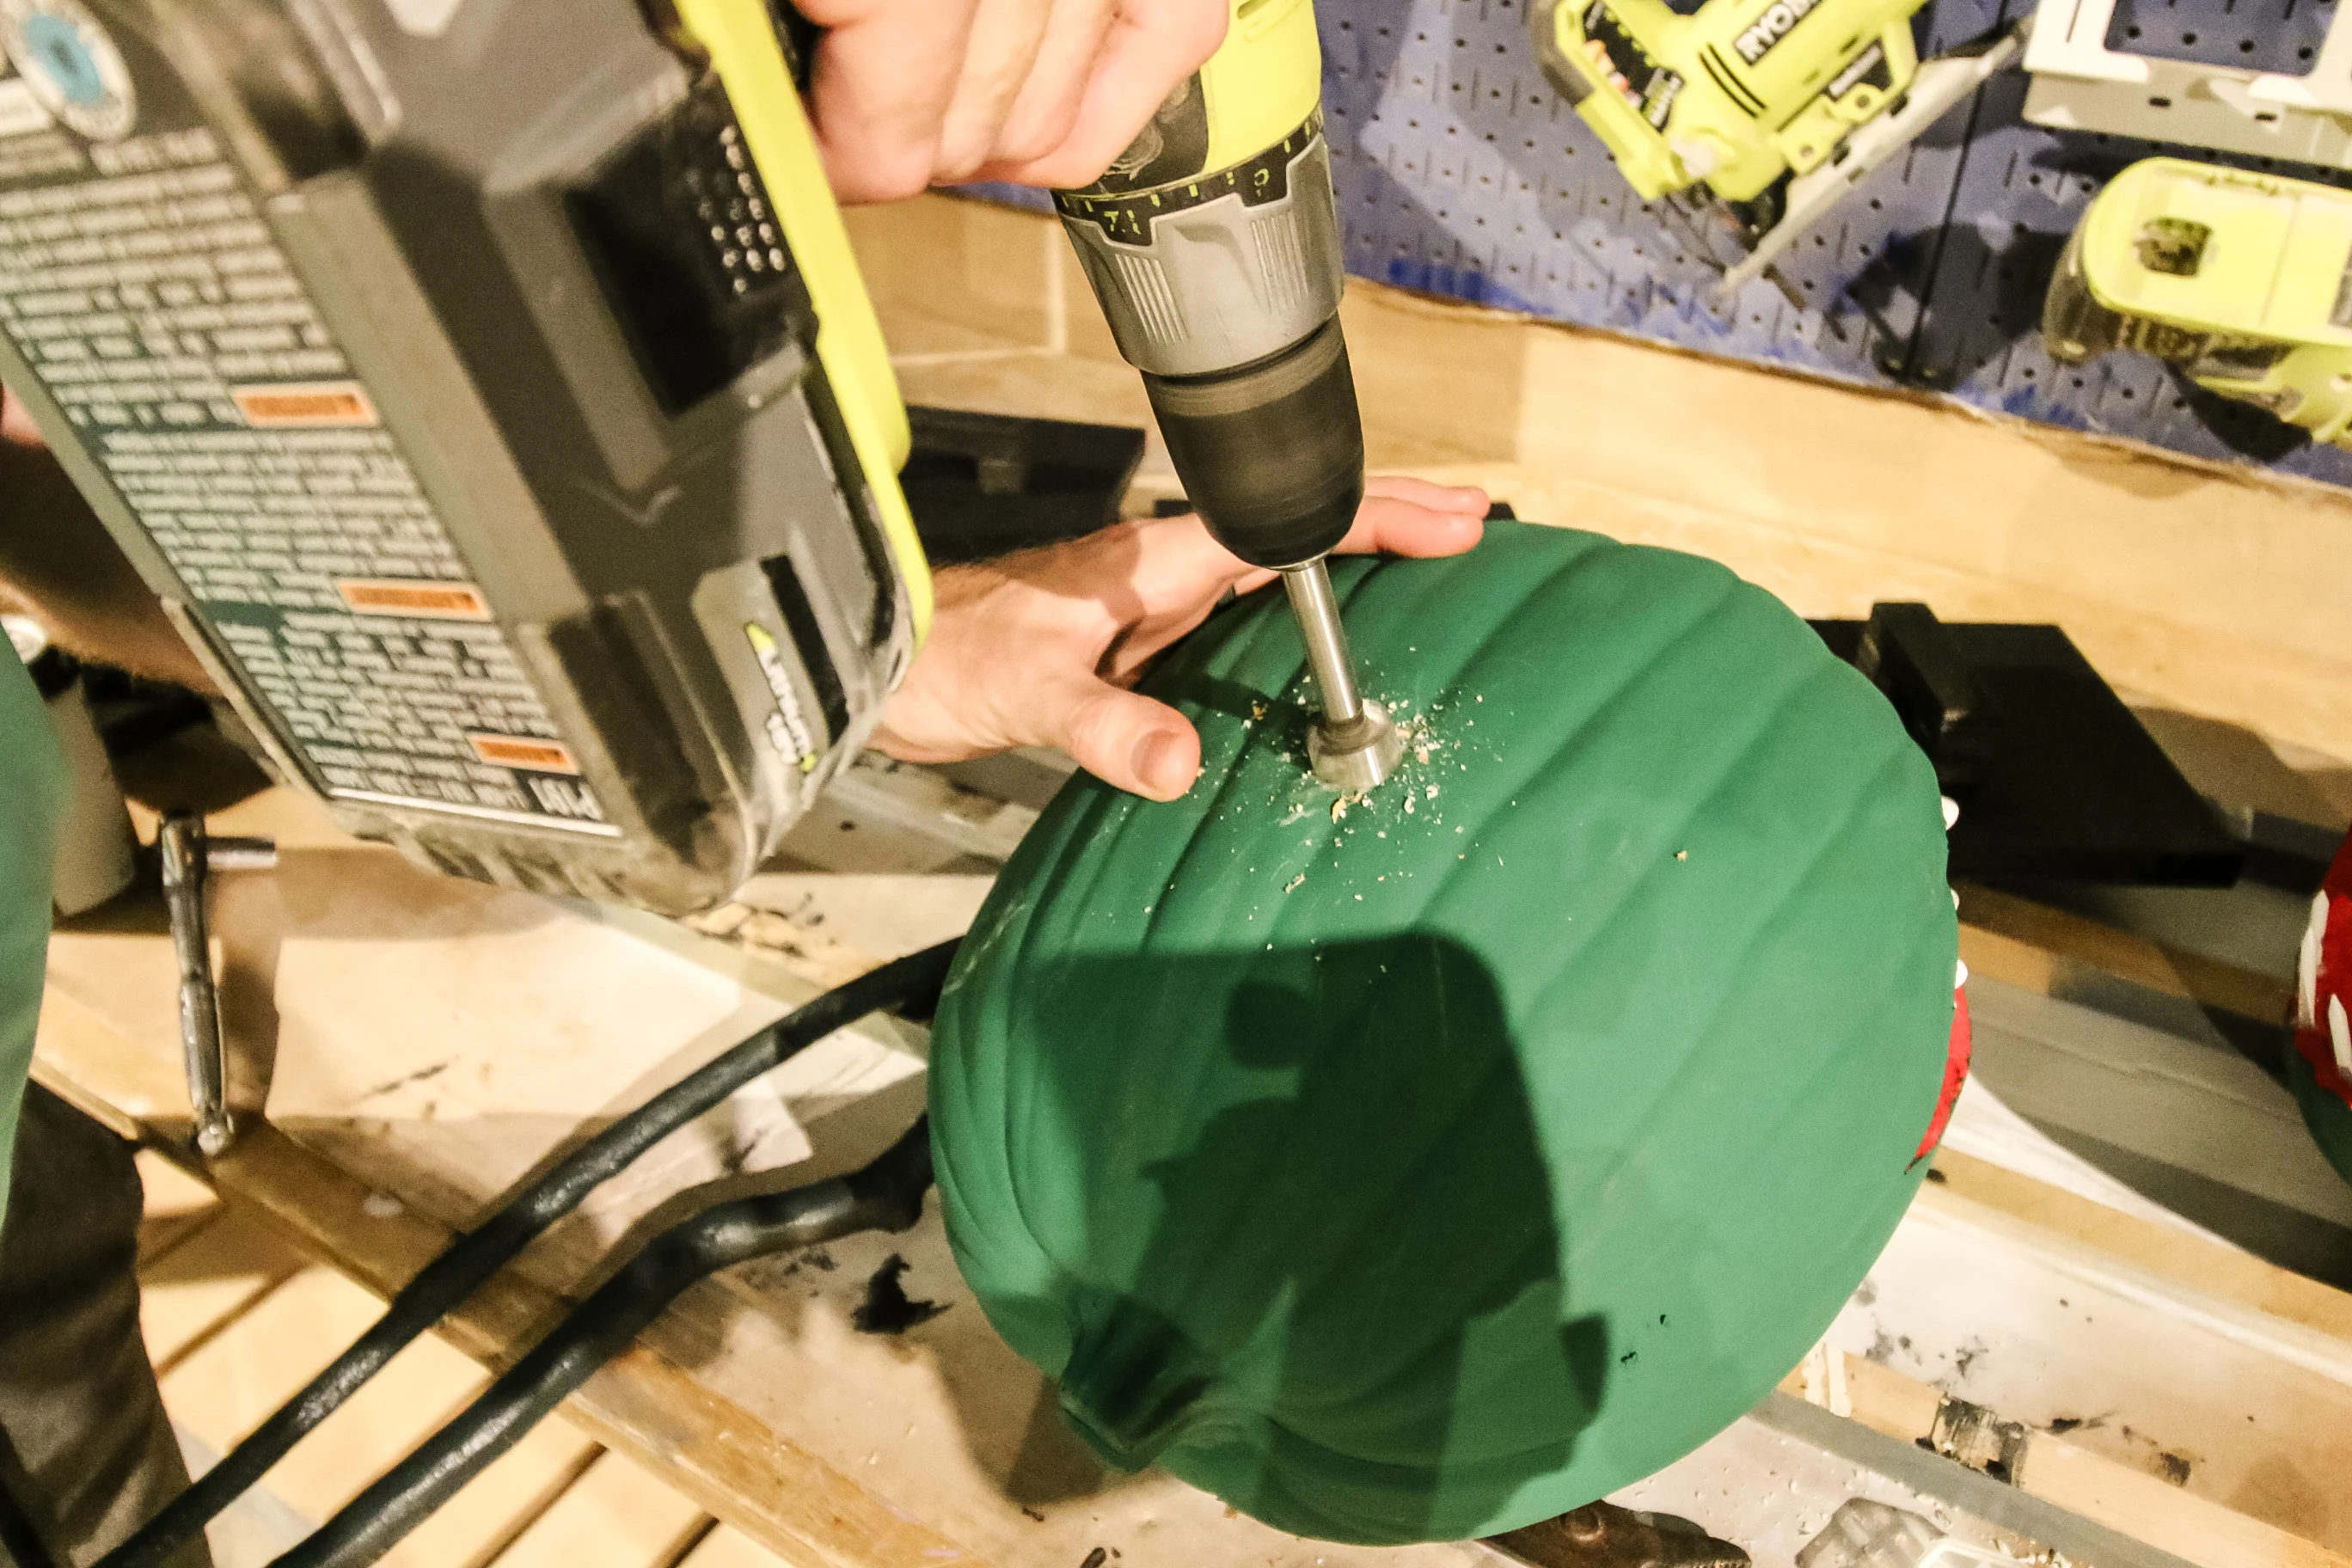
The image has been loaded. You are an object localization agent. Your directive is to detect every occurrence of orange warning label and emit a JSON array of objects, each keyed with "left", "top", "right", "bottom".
[
  {"left": 231, "top": 382, "right": 379, "bottom": 428},
  {"left": 468, "top": 734, "right": 579, "bottom": 775},
  {"left": 334, "top": 579, "right": 492, "bottom": 621}
]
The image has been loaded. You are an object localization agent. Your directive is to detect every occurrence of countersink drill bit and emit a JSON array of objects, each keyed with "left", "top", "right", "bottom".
[{"left": 1283, "top": 561, "right": 1402, "bottom": 793}]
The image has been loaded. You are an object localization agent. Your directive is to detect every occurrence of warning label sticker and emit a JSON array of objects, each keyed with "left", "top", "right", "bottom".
[{"left": 0, "top": 119, "right": 613, "bottom": 834}]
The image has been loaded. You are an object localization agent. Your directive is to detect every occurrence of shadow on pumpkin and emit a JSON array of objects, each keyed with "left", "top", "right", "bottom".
[{"left": 1020, "top": 934, "right": 1610, "bottom": 1544}]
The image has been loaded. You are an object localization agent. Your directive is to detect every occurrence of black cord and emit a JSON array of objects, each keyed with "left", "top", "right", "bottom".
[
  {"left": 99, "top": 938, "right": 960, "bottom": 1568},
  {"left": 270, "top": 1118, "right": 936, "bottom": 1568}
]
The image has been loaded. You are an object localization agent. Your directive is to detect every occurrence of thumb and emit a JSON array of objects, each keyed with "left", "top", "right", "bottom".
[{"left": 1050, "top": 677, "right": 1202, "bottom": 801}]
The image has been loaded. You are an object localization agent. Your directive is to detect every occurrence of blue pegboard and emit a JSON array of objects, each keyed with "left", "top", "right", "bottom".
[
  {"left": 1914, "top": 0, "right": 2352, "bottom": 484},
  {"left": 1317, "top": 0, "right": 1989, "bottom": 383},
  {"left": 2104, "top": 0, "right": 2335, "bottom": 76},
  {"left": 960, "top": 0, "right": 2352, "bottom": 487}
]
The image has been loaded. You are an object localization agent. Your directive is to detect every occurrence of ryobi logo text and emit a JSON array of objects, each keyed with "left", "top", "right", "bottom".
[
  {"left": 743, "top": 622, "right": 821, "bottom": 778},
  {"left": 1733, "top": 0, "right": 1824, "bottom": 65}
]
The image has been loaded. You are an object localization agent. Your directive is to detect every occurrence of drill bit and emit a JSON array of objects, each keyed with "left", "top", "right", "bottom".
[{"left": 1283, "top": 560, "right": 1403, "bottom": 793}]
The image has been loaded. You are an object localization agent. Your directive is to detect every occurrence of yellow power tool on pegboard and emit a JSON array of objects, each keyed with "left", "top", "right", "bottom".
[{"left": 1528, "top": 0, "right": 2023, "bottom": 302}]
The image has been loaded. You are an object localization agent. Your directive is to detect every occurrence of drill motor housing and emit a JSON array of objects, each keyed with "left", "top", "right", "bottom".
[{"left": 1052, "top": 0, "right": 1367, "bottom": 573}]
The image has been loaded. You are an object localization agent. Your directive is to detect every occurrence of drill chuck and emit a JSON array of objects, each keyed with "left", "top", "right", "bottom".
[{"left": 1142, "top": 318, "right": 1365, "bottom": 570}]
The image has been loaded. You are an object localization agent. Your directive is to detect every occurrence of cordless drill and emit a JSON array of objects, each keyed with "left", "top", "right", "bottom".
[{"left": 1053, "top": 0, "right": 1400, "bottom": 793}]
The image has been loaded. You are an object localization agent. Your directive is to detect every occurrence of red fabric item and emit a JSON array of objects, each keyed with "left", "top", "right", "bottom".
[
  {"left": 1914, "top": 985, "right": 1972, "bottom": 1164},
  {"left": 2293, "top": 831, "right": 2352, "bottom": 1108}
]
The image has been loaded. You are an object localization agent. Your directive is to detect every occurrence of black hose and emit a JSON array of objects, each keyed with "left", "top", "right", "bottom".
[
  {"left": 271, "top": 1118, "right": 938, "bottom": 1568},
  {"left": 100, "top": 938, "right": 959, "bottom": 1568}
]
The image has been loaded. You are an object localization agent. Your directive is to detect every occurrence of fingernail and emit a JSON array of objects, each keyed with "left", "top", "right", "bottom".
[{"left": 1133, "top": 731, "right": 1184, "bottom": 798}]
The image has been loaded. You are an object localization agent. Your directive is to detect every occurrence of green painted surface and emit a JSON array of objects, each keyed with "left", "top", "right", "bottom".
[
  {"left": 930, "top": 521, "right": 1958, "bottom": 1544},
  {"left": 2288, "top": 1049, "right": 2352, "bottom": 1189},
  {"left": 0, "top": 640, "right": 64, "bottom": 1224}
]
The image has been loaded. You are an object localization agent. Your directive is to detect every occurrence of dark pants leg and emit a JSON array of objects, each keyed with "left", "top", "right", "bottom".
[{"left": 0, "top": 1085, "right": 209, "bottom": 1567}]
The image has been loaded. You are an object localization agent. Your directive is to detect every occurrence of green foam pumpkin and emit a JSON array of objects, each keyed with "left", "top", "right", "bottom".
[
  {"left": 929, "top": 520, "right": 1958, "bottom": 1545},
  {"left": 2290, "top": 1053, "right": 2352, "bottom": 1185}
]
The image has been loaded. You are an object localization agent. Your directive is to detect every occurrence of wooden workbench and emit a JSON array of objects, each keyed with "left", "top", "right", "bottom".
[{"left": 32, "top": 745, "right": 2352, "bottom": 1568}]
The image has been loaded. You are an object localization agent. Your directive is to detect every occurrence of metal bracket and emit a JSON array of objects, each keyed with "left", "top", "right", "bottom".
[{"left": 2023, "top": 0, "right": 2352, "bottom": 166}]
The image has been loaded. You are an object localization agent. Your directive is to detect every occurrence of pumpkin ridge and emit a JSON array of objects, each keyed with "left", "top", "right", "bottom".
[
  {"left": 1322, "top": 530, "right": 1554, "bottom": 711},
  {"left": 1551, "top": 738, "right": 1951, "bottom": 1302},
  {"left": 985, "top": 891, "right": 1087, "bottom": 1316},
  {"left": 1418, "top": 571, "right": 1755, "bottom": 896},
  {"left": 1514, "top": 668, "right": 1934, "bottom": 1153},
  {"left": 1212, "top": 1406, "right": 1581, "bottom": 1545},
  {"left": 1430, "top": 619, "right": 1828, "bottom": 1037},
  {"left": 1146, "top": 657, "right": 1306, "bottom": 939},
  {"left": 1237, "top": 1043, "right": 1556, "bottom": 1410},
  {"left": 1256, "top": 539, "right": 1721, "bottom": 944},
  {"left": 1422, "top": 549, "right": 1731, "bottom": 774}
]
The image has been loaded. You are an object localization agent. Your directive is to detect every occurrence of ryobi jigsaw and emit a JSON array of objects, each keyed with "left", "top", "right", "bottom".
[
  {"left": 2043, "top": 157, "right": 2352, "bottom": 449},
  {"left": 1528, "top": 0, "right": 2021, "bottom": 300}
]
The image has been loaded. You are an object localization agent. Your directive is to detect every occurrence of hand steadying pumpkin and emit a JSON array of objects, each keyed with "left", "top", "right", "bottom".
[{"left": 873, "top": 475, "right": 1488, "bottom": 800}]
